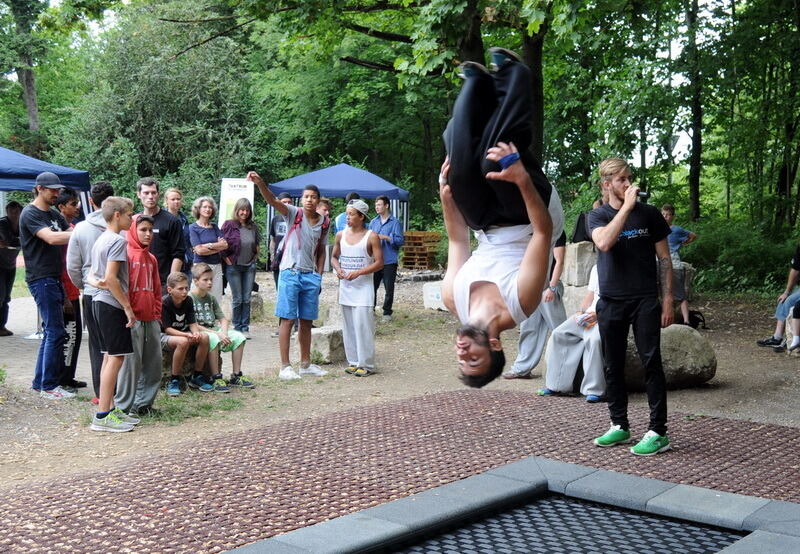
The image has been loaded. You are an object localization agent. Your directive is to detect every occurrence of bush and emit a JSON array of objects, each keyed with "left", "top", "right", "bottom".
[{"left": 681, "top": 218, "right": 794, "bottom": 293}]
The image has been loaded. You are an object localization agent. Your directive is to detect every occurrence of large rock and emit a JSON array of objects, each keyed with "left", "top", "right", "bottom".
[
  {"left": 624, "top": 324, "right": 716, "bottom": 390},
  {"left": 563, "top": 242, "right": 597, "bottom": 287},
  {"left": 295, "top": 326, "right": 345, "bottom": 364}
]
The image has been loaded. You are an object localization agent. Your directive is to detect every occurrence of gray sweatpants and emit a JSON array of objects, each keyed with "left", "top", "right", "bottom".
[
  {"left": 510, "top": 284, "right": 567, "bottom": 376},
  {"left": 342, "top": 305, "right": 375, "bottom": 369},
  {"left": 114, "top": 320, "right": 162, "bottom": 412},
  {"left": 544, "top": 317, "right": 605, "bottom": 397}
]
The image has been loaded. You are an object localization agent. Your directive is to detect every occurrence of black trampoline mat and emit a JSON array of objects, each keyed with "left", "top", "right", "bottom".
[{"left": 396, "top": 495, "right": 745, "bottom": 554}]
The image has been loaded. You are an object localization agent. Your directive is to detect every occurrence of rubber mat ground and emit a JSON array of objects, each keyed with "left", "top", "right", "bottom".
[{"left": 1, "top": 390, "right": 798, "bottom": 553}]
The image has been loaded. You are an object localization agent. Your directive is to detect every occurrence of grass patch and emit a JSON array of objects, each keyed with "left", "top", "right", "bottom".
[
  {"left": 147, "top": 391, "right": 245, "bottom": 425},
  {"left": 0, "top": 366, "right": 6, "bottom": 385},
  {"left": 11, "top": 266, "right": 29, "bottom": 299}
]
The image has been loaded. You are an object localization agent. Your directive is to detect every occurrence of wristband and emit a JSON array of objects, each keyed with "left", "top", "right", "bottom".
[
  {"left": 499, "top": 152, "right": 520, "bottom": 169},
  {"left": 438, "top": 175, "right": 447, "bottom": 185},
  {"left": 548, "top": 285, "right": 557, "bottom": 292}
]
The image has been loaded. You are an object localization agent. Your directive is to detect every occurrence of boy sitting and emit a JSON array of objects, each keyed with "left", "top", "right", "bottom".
[
  {"left": 161, "top": 271, "right": 210, "bottom": 395},
  {"left": 190, "top": 263, "right": 253, "bottom": 390}
]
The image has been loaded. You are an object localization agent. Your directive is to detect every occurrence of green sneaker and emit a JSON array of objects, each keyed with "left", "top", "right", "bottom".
[
  {"left": 112, "top": 407, "right": 140, "bottom": 425},
  {"left": 630, "top": 431, "right": 671, "bottom": 456},
  {"left": 90, "top": 412, "right": 134, "bottom": 433},
  {"left": 593, "top": 424, "right": 632, "bottom": 447}
]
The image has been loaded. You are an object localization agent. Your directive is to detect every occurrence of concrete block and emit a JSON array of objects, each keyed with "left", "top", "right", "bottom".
[
  {"left": 422, "top": 281, "right": 448, "bottom": 311},
  {"left": 717, "top": 531, "right": 800, "bottom": 553},
  {"left": 562, "top": 284, "right": 588, "bottom": 317},
  {"left": 565, "top": 469, "right": 676, "bottom": 511},
  {"left": 295, "top": 326, "right": 345, "bottom": 364},
  {"left": 647, "top": 484, "right": 770, "bottom": 530},
  {"left": 742, "top": 500, "right": 800, "bottom": 534},
  {"left": 563, "top": 242, "right": 597, "bottom": 286},
  {"left": 362, "top": 473, "right": 542, "bottom": 536},
  {"left": 265, "top": 513, "right": 409, "bottom": 554},
  {"left": 531, "top": 457, "right": 597, "bottom": 494},
  {"left": 229, "top": 538, "right": 312, "bottom": 553},
  {"left": 487, "top": 457, "right": 548, "bottom": 488}
]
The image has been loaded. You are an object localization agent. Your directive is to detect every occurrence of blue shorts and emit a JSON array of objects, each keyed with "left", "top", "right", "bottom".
[
  {"left": 775, "top": 289, "right": 800, "bottom": 321},
  {"left": 275, "top": 269, "right": 322, "bottom": 321}
]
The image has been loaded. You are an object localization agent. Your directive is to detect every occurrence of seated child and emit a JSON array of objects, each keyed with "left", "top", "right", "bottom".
[
  {"left": 190, "top": 263, "right": 253, "bottom": 390},
  {"left": 161, "top": 271, "right": 210, "bottom": 395}
]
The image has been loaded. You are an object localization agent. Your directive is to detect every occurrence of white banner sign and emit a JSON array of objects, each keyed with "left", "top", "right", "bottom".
[{"left": 219, "top": 178, "right": 254, "bottom": 221}]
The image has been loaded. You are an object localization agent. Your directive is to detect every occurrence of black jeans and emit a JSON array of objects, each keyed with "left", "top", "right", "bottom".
[
  {"left": 60, "top": 297, "right": 82, "bottom": 386},
  {"left": 596, "top": 296, "right": 668, "bottom": 436},
  {"left": 0, "top": 266, "right": 14, "bottom": 329},
  {"left": 373, "top": 263, "right": 398, "bottom": 316},
  {"left": 442, "top": 60, "right": 551, "bottom": 231},
  {"left": 82, "top": 293, "right": 104, "bottom": 396}
]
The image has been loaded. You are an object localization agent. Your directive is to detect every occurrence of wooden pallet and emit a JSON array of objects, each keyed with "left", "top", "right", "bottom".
[{"left": 401, "top": 231, "right": 440, "bottom": 270}]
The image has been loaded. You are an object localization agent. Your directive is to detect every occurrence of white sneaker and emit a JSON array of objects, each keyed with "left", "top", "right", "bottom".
[
  {"left": 278, "top": 366, "right": 301, "bottom": 380},
  {"left": 51, "top": 385, "right": 77, "bottom": 398},
  {"left": 40, "top": 389, "right": 65, "bottom": 400},
  {"left": 299, "top": 364, "right": 328, "bottom": 377}
]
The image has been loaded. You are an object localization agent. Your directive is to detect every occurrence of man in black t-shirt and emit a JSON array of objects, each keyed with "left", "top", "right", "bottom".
[
  {"left": 136, "top": 177, "right": 185, "bottom": 287},
  {"left": 19, "top": 172, "right": 74, "bottom": 399},
  {"left": 587, "top": 158, "right": 673, "bottom": 457}
]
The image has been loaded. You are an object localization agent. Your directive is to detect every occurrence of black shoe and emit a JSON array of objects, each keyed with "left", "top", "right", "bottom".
[
  {"left": 488, "top": 47, "right": 523, "bottom": 70},
  {"left": 756, "top": 336, "right": 783, "bottom": 347},
  {"left": 64, "top": 379, "right": 88, "bottom": 389},
  {"left": 457, "top": 61, "right": 490, "bottom": 79},
  {"left": 134, "top": 405, "right": 161, "bottom": 417}
]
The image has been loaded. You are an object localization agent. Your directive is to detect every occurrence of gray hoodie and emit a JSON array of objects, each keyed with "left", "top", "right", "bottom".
[{"left": 66, "top": 209, "right": 107, "bottom": 296}]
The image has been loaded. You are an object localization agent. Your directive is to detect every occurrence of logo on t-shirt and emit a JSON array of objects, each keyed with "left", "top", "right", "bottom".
[
  {"left": 50, "top": 219, "right": 62, "bottom": 232},
  {"left": 619, "top": 228, "right": 650, "bottom": 240}
]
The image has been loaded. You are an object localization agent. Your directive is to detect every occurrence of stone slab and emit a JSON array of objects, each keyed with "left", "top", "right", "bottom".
[
  {"left": 741, "top": 500, "right": 800, "bottom": 534},
  {"left": 647, "top": 484, "right": 770, "bottom": 530},
  {"left": 486, "top": 456, "right": 548, "bottom": 487},
  {"left": 255, "top": 513, "right": 409, "bottom": 554},
  {"left": 565, "top": 468, "right": 676, "bottom": 511},
  {"left": 717, "top": 531, "right": 800, "bottom": 553},
  {"left": 531, "top": 457, "right": 597, "bottom": 494},
  {"left": 360, "top": 473, "right": 542, "bottom": 537}
]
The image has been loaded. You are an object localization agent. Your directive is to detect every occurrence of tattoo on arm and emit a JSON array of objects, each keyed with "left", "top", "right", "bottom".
[{"left": 658, "top": 257, "right": 672, "bottom": 298}]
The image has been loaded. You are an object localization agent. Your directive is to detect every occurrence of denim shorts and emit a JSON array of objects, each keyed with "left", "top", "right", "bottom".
[
  {"left": 775, "top": 289, "right": 800, "bottom": 321},
  {"left": 275, "top": 269, "right": 322, "bottom": 321}
]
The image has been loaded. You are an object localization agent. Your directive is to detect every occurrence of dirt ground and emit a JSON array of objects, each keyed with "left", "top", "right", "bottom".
[{"left": 0, "top": 274, "right": 795, "bottom": 490}]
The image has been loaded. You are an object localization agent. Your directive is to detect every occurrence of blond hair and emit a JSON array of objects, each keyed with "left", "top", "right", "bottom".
[
  {"left": 100, "top": 196, "right": 133, "bottom": 222},
  {"left": 166, "top": 271, "right": 189, "bottom": 289},
  {"left": 598, "top": 158, "right": 630, "bottom": 183},
  {"left": 191, "top": 262, "right": 213, "bottom": 280},
  {"left": 163, "top": 188, "right": 183, "bottom": 207}
]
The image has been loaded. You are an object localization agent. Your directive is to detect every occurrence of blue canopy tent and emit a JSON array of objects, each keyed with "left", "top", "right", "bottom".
[
  {"left": 267, "top": 163, "right": 411, "bottom": 230},
  {"left": 0, "top": 146, "right": 91, "bottom": 216}
]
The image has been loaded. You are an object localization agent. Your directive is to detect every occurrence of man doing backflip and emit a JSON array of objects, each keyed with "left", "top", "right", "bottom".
[
  {"left": 588, "top": 158, "right": 674, "bottom": 456},
  {"left": 439, "top": 48, "right": 564, "bottom": 387}
]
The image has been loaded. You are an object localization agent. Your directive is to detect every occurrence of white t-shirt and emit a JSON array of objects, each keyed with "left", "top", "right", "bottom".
[
  {"left": 338, "top": 228, "right": 374, "bottom": 307},
  {"left": 279, "top": 204, "right": 329, "bottom": 273},
  {"left": 452, "top": 185, "right": 565, "bottom": 326},
  {"left": 587, "top": 265, "right": 600, "bottom": 313},
  {"left": 90, "top": 230, "right": 128, "bottom": 309}
]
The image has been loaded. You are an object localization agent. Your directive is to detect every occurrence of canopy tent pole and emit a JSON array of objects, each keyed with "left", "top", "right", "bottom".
[{"left": 0, "top": 191, "right": 6, "bottom": 217}]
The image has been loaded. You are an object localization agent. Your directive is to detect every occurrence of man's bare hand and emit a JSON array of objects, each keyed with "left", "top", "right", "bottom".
[
  {"left": 622, "top": 185, "right": 639, "bottom": 213},
  {"left": 542, "top": 288, "right": 555, "bottom": 303},
  {"left": 439, "top": 157, "right": 453, "bottom": 201},
  {"left": 661, "top": 296, "right": 674, "bottom": 328},
  {"left": 485, "top": 142, "right": 526, "bottom": 184},
  {"left": 246, "top": 171, "right": 266, "bottom": 187}
]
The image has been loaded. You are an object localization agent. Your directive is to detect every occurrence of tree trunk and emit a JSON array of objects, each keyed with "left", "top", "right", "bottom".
[
  {"left": 686, "top": 0, "right": 702, "bottom": 220},
  {"left": 521, "top": 26, "right": 548, "bottom": 165},
  {"left": 16, "top": 64, "right": 40, "bottom": 133},
  {"left": 457, "top": 0, "right": 485, "bottom": 64}
]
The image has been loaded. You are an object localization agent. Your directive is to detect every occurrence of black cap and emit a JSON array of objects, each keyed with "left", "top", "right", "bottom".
[{"left": 35, "top": 172, "right": 63, "bottom": 189}]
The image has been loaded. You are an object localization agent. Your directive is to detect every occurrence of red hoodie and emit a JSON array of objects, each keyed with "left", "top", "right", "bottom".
[{"left": 127, "top": 215, "right": 162, "bottom": 322}]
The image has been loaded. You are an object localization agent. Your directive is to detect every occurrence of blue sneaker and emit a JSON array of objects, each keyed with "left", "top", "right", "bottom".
[
  {"left": 586, "top": 394, "right": 601, "bottom": 403},
  {"left": 537, "top": 388, "right": 556, "bottom": 396},
  {"left": 211, "top": 375, "right": 231, "bottom": 393},
  {"left": 188, "top": 374, "right": 213, "bottom": 392},
  {"left": 166, "top": 378, "right": 182, "bottom": 397}
]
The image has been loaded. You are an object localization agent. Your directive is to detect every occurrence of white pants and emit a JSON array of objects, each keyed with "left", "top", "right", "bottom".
[
  {"left": 342, "top": 305, "right": 375, "bottom": 369},
  {"left": 544, "top": 317, "right": 605, "bottom": 396},
  {"left": 511, "top": 284, "right": 567, "bottom": 375}
]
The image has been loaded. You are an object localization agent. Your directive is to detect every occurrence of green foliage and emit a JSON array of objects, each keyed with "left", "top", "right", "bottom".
[{"left": 682, "top": 218, "right": 794, "bottom": 293}]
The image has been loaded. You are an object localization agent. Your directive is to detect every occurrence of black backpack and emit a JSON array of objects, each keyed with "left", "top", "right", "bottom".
[{"left": 688, "top": 310, "right": 707, "bottom": 329}]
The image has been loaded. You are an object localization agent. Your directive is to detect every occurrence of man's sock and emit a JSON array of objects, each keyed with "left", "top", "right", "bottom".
[
  {"left": 775, "top": 333, "right": 784, "bottom": 340},
  {"left": 790, "top": 336, "right": 800, "bottom": 349},
  {"left": 96, "top": 411, "right": 110, "bottom": 419}
]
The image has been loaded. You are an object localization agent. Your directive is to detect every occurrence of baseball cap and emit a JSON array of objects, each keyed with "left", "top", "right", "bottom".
[
  {"left": 348, "top": 199, "right": 370, "bottom": 217},
  {"left": 35, "top": 172, "right": 63, "bottom": 189}
]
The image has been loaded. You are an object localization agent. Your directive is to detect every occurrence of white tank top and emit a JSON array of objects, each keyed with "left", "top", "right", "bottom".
[
  {"left": 338, "top": 228, "right": 375, "bottom": 307},
  {"left": 453, "top": 185, "right": 565, "bottom": 326}
]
